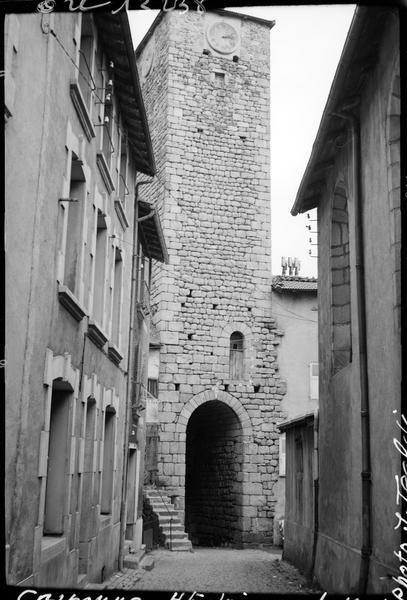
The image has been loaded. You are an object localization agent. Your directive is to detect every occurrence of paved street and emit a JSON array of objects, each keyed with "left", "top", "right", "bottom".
[{"left": 101, "top": 548, "right": 318, "bottom": 594}]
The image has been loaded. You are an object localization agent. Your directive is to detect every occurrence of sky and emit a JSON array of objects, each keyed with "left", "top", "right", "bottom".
[{"left": 129, "top": 4, "right": 356, "bottom": 277}]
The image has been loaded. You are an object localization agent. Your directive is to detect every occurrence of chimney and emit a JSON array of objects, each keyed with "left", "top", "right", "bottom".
[
  {"left": 293, "top": 257, "right": 301, "bottom": 276},
  {"left": 288, "top": 257, "right": 293, "bottom": 276},
  {"left": 281, "top": 256, "right": 288, "bottom": 276}
]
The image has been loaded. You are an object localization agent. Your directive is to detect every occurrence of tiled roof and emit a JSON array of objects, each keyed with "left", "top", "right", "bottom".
[
  {"left": 291, "top": 6, "right": 391, "bottom": 216},
  {"left": 138, "top": 200, "right": 169, "bottom": 264},
  {"left": 94, "top": 12, "right": 155, "bottom": 177},
  {"left": 272, "top": 276, "right": 318, "bottom": 294},
  {"left": 278, "top": 411, "right": 316, "bottom": 432}
]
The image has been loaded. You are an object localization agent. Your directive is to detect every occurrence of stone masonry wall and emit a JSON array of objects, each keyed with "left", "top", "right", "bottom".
[{"left": 137, "top": 11, "right": 285, "bottom": 544}]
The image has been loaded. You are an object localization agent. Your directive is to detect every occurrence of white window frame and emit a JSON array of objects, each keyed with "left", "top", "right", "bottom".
[
  {"left": 57, "top": 126, "right": 89, "bottom": 308},
  {"left": 109, "top": 240, "right": 124, "bottom": 349}
]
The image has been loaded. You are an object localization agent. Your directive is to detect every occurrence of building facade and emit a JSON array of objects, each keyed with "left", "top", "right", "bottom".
[
  {"left": 280, "top": 413, "right": 317, "bottom": 576},
  {"left": 270, "top": 272, "right": 318, "bottom": 548},
  {"left": 5, "top": 11, "right": 167, "bottom": 587},
  {"left": 136, "top": 10, "right": 286, "bottom": 547},
  {"left": 291, "top": 6, "right": 400, "bottom": 593}
]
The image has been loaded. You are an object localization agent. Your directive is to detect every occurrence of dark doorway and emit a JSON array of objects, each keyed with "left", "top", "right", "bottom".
[{"left": 185, "top": 401, "right": 243, "bottom": 547}]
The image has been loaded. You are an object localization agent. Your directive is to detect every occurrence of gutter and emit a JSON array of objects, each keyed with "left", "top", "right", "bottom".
[
  {"left": 311, "top": 409, "right": 319, "bottom": 581},
  {"left": 118, "top": 11, "right": 156, "bottom": 176},
  {"left": 331, "top": 105, "right": 372, "bottom": 594}
]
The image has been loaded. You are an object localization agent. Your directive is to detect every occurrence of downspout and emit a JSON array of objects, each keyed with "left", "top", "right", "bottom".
[
  {"left": 331, "top": 105, "right": 372, "bottom": 593},
  {"left": 118, "top": 179, "right": 152, "bottom": 569},
  {"left": 310, "top": 409, "right": 319, "bottom": 581}
]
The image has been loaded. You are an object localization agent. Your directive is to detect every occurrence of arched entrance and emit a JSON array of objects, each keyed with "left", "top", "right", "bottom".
[{"left": 185, "top": 400, "right": 243, "bottom": 547}]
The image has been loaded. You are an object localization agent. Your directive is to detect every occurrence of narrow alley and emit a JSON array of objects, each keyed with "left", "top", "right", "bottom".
[
  {"left": 4, "top": 5, "right": 400, "bottom": 597},
  {"left": 97, "top": 548, "right": 318, "bottom": 594}
]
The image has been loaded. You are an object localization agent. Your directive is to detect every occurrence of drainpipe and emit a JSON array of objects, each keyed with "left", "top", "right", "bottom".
[
  {"left": 331, "top": 105, "right": 372, "bottom": 594},
  {"left": 310, "top": 409, "right": 319, "bottom": 581},
  {"left": 118, "top": 179, "right": 152, "bottom": 570}
]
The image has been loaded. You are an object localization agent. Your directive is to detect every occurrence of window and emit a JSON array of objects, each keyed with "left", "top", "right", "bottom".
[
  {"left": 84, "top": 204, "right": 96, "bottom": 312},
  {"left": 118, "top": 136, "right": 129, "bottom": 209},
  {"left": 111, "top": 247, "right": 123, "bottom": 347},
  {"left": 44, "top": 383, "right": 71, "bottom": 535},
  {"left": 70, "top": 15, "right": 95, "bottom": 141},
  {"left": 147, "top": 379, "right": 158, "bottom": 398},
  {"left": 137, "top": 246, "right": 151, "bottom": 314},
  {"left": 79, "top": 397, "right": 96, "bottom": 549},
  {"left": 279, "top": 433, "right": 286, "bottom": 476},
  {"left": 94, "top": 46, "right": 115, "bottom": 193},
  {"left": 214, "top": 71, "right": 225, "bottom": 86},
  {"left": 78, "top": 14, "right": 94, "bottom": 111},
  {"left": 147, "top": 347, "right": 160, "bottom": 399},
  {"left": 229, "top": 331, "right": 244, "bottom": 379},
  {"left": 331, "top": 188, "right": 351, "bottom": 372},
  {"left": 102, "top": 102, "right": 114, "bottom": 170},
  {"left": 64, "top": 154, "right": 86, "bottom": 297},
  {"left": 309, "top": 362, "right": 319, "bottom": 401},
  {"left": 93, "top": 210, "right": 107, "bottom": 327},
  {"left": 101, "top": 406, "right": 115, "bottom": 515}
]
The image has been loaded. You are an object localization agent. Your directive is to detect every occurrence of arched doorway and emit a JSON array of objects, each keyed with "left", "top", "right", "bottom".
[{"left": 185, "top": 400, "right": 243, "bottom": 547}]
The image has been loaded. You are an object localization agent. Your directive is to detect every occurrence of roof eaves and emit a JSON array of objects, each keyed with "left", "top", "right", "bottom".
[
  {"left": 290, "top": 5, "right": 391, "bottom": 217},
  {"left": 95, "top": 12, "right": 156, "bottom": 177},
  {"left": 278, "top": 412, "right": 316, "bottom": 432},
  {"left": 138, "top": 200, "right": 169, "bottom": 264},
  {"left": 216, "top": 8, "right": 276, "bottom": 29},
  {"left": 118, "top": 11, "right": 156, "bottom": 176}
]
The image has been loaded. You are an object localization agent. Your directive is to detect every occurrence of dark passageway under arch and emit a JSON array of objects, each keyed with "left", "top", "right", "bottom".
[{"left": 185, "top": 400, "right": 244, "bottom": 547}]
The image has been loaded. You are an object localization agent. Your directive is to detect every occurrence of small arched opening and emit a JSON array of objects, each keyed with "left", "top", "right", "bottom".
[
  {"left": 331, "top": 187, "right": 351, "bottom": 373},
  {"left": 185, "top": 400, "right": 243, "bottom": 547},
  {"left": 229, "top": 331, "right": 244, "bottom": 379}
]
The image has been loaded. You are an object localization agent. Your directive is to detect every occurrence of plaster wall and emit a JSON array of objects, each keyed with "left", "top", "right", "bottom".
[
  {"left": 273, "top": 292, "right": 318, "bottom": 419},
  {"left": 5, "top": 13, "right": 137, "bottom": 586},
  {"left": 272, "top": 290, "right": 318, "bottom": 544},
  {"left": 313, "top": 14, "right": 400, "bottom": 593}
]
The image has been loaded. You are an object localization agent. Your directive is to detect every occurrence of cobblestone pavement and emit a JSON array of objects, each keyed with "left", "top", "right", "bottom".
[{"left": 99, "top": 548, "right": 318, "bottom": 594}]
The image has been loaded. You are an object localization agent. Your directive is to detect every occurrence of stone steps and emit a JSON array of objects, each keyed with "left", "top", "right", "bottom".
[{"left": 144, "top": 488, "right": 193, "bottom": 552}]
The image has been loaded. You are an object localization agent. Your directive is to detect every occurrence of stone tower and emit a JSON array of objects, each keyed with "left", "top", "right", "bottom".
[{"left": 136, "top": 9, "right": 284, "bottom": 547}]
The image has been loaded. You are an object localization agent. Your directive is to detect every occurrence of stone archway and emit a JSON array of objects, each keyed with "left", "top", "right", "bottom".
[{"left": 174, "top": 390, "right": 254, "bottom": 547}]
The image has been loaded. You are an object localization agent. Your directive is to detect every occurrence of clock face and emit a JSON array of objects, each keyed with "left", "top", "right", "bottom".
[{"left": 207, "top": 21, "right": 239, "bottom": 55}]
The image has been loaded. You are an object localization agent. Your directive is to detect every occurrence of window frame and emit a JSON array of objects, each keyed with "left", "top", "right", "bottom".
[{"left": 229, "top": 331, "right": 244, "bottom": 380}]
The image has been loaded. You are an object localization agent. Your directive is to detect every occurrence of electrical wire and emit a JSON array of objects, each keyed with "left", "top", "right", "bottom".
[
  {"left": 272, "top": 295, "right": 318, "bottom": 323},
  {"left": 49, "top": 28, "right": 105, "bottom": 106},
  {"left": 272, "top": 310, "right": 317, "bottom": 324}
]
